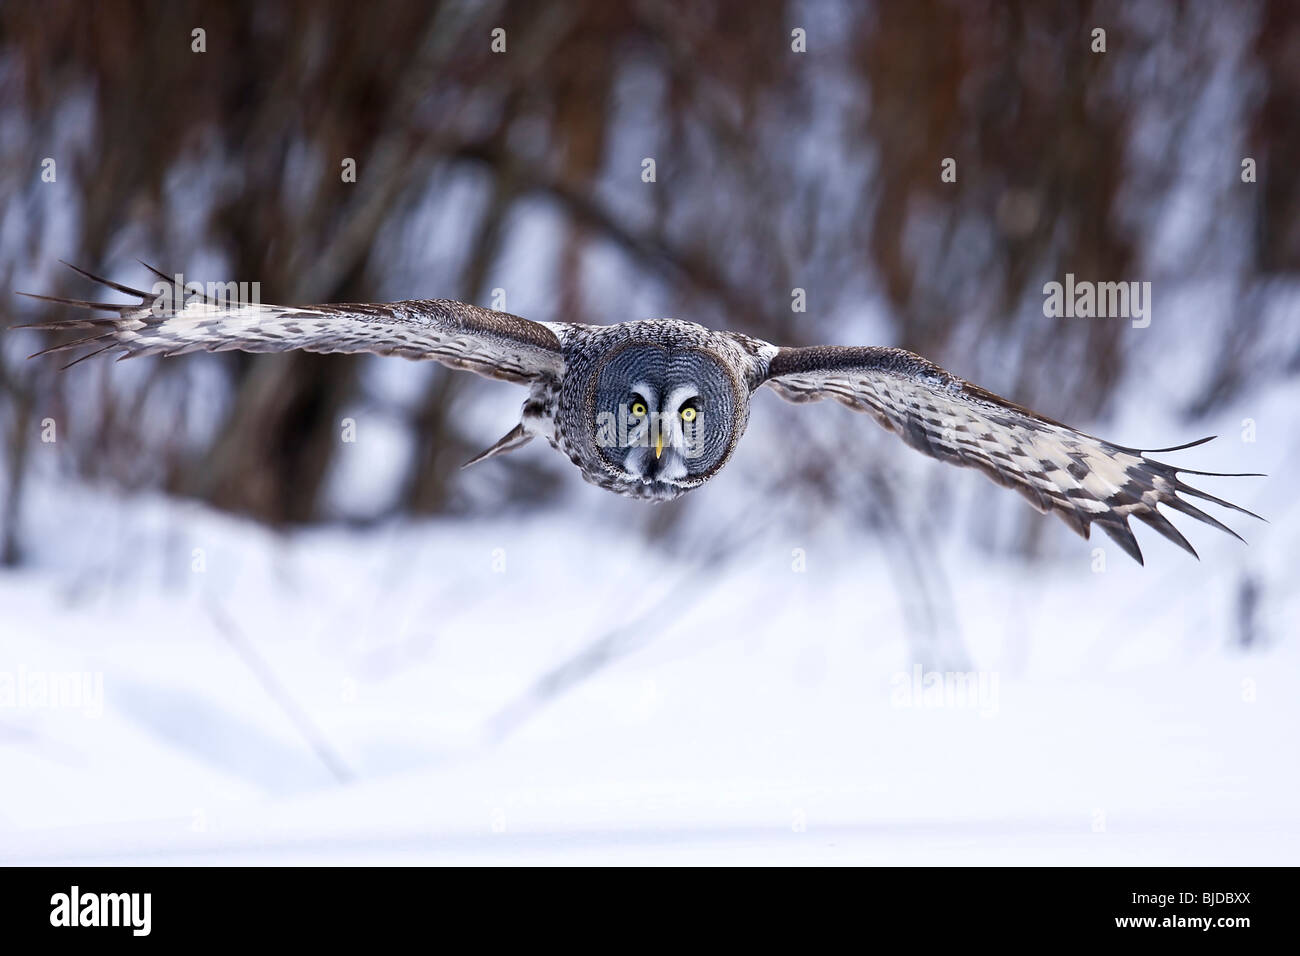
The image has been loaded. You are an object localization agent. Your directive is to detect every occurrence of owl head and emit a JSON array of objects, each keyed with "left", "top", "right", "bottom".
[{"left": 578, "top": 341, "right": 748, "bottom": 500}]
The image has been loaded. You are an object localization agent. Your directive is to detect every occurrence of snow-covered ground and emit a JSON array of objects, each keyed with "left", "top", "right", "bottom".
[{"left": 2, "top": 373, "right": 1297, "bottom": 866}]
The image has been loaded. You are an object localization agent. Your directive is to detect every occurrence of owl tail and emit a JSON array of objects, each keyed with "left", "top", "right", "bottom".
[{"left": 461, "top": 423, "right": 534, "bottom": 469}]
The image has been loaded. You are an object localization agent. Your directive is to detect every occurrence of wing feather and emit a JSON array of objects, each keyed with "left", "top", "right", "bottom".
[
  {"left": 760, "top": 345, "right": 1262, "bottom": 564},
  {"left": 17, "top": 263, "right": 564, "bottom": 384}
]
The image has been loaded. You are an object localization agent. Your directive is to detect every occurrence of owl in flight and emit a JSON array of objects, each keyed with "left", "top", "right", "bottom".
[{"left": 20, "top": 262, "right": 1259, "bottom": 564}]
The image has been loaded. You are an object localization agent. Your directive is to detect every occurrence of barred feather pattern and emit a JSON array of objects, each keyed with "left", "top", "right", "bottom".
[
  {"left": 761, "top": 345, "right": 1260, "bottom": 564},
  {"left": 19, "top": 263, "right": 564, "bottom": 383},
  {"left": 16, "top": 264, "right": 1261, "bottom": 562}
]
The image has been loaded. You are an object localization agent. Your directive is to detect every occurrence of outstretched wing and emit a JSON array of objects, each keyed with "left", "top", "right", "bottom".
[
  {"left": 17, "top": 262, "right": 564, "bottom": 383},
  {"left": 760, "top": 344, "right": 1261, "bottom": 564}
]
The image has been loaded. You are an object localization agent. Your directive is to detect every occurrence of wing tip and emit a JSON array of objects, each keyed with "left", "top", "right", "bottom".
[
  {"left": 58, "top": 260, "right": 150, "bottom": 299},
  {"left": 1145, "top": 434, "right": 1218, "bottom": 453}
]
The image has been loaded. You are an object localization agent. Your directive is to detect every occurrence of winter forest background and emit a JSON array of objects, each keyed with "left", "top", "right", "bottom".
[{"left": 1, "top": 0, "right": 1297, "bottom": 864}]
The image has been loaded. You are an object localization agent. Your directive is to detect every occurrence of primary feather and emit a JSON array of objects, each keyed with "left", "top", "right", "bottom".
[
  {"left": 760, "top": 345, "right": 1261, "bottom": 564},
  {"left": 19, "top": 261, "right": 563, "bottom": 383}
]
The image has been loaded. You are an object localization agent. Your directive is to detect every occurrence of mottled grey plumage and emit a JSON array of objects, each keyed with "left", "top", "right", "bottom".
[{"left": 19, "top": 262, "right": 1262, "bottom": 564}]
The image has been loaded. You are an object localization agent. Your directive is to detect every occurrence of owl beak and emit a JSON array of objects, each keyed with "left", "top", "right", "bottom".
[{"left": 655, "top": 430, "right": 665, "bottom": 460}]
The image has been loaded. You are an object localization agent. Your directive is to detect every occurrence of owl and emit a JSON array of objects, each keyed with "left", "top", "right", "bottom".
[{"left": 19, "top": 262, "right": 1260, "bottom": 564}]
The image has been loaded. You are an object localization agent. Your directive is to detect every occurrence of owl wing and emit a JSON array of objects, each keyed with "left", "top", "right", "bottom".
[
  {"left": 758, "top": 344, "right": 1261, "bottom": 564},
  {"left": 18, "top": 262, "right": 564, "bottom": 383}
]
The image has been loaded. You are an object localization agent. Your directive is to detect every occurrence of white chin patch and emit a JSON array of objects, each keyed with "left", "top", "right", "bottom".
[
  {"left": 656, "top": 453, "right": 688, "bottom": 481},
  {"left": 623, "top": 446, "right": 687, "bottom": 483}
]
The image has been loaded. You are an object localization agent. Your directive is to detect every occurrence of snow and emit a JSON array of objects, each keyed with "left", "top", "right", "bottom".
[{"left": 2, "top": 371, "right": 1296, "bottom": 865}]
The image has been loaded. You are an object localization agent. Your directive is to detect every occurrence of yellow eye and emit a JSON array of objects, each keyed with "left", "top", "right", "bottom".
[
  {"left": 681, "top": 407, "right": 698, "bottom": 423},
  {"left": 630, "top": 401, "right": 647, "bottom": 418}
]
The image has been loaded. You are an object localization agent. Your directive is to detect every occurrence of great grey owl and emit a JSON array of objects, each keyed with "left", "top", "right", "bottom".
[{"left": 19, "top": 262, "right": 1260, "bottom": 564}]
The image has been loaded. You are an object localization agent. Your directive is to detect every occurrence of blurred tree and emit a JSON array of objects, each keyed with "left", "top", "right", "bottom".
[{"left": 0, "top": 0, "right": 1295, "bottom": 565}]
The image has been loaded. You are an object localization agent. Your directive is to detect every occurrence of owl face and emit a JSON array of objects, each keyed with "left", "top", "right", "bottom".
[{"left": 582, "top": 343, "right": 746, "bottom": 499}]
